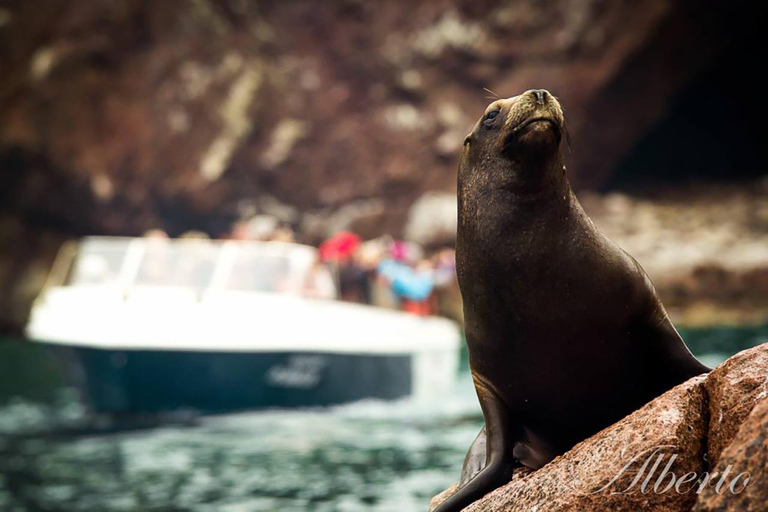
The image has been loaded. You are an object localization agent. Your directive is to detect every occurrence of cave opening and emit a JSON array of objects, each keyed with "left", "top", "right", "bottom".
[{"left": 606, "top": 25, "right": 768, "bottom": 191}]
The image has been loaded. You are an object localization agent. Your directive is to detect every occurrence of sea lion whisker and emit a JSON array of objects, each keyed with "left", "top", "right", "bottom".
[
  {"left": 483, "top": 87, "right": 501, "bottom": 100},
  {"left": 562, "top": 120, "right": 572, "bottom": 153}
]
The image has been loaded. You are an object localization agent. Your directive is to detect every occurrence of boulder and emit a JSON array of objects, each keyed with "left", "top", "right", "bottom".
[
  {"left": 430, "top": 343, "right": 768, "bottom": 511},
  {"left": 432, "top": 376, "right": 708, "bottom": 511},
  {"left": 703, "top": 345, "right": 768, "bottom": 468},
  {"left": 430, "top": 484, "right": 458, "bottom": 511},
  {"left": 694, "top": 397, "right": 768, "bottom": 511}
]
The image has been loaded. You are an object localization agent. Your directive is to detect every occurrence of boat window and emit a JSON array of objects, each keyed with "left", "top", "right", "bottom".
[
  {"left": 135, "top": 240, "right": 220, "bottom": 289},
  {"left": 225, "top": 245, "right": 322, "bottom": 295},
  {"left": 63, "top": 238, "right": 336, "bottom": 297},
  {"left": 68, "top": 239, "right": 130, "bottom": 286}
]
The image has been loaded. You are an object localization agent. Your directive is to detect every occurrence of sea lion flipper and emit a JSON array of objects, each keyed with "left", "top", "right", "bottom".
[
  {"left": 433, "top": 389, "right": 517, "bottom": 512},
  {"left": 625, "top": 254, "right": 712, "bottom": 378},
  {"left": 640, "top": 311, "right": 712, "bottom": 378},
  {"left": 459, "top": 426, "right": 487, "bottom": 486}
]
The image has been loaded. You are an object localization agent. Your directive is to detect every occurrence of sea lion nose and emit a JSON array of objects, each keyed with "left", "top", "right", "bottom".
[{"left": 530, "top": 89, "right": 548, "bottom": 104}]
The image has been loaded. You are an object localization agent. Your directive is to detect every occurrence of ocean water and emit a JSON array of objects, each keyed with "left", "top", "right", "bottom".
[{"left": 1, "top": 326, "right": 766, "bottom": 512}]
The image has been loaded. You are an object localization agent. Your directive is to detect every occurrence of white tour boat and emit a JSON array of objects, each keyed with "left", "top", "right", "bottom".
[{"left": 25, "top": 237, "right": 461, "bottom": 414}]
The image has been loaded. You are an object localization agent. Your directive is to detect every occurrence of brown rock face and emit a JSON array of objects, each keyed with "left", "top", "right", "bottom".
[
  {"left": 0, "top": 215, "right": 66, "bottom": 332},
  {"left": 432, "top": 377, "right": 709, "bottom": 512},
  {"left": 1, "top": 1, "right": 766, "bottom": 332},
  {"left": 1, "top": 0, "right": 764, "bottom": 239},
  {"left": 704, "top": 345, "right": 768, "bottom": 468},
  {"left": 694, "top": 397, "right": 768, "bottom": 512}
]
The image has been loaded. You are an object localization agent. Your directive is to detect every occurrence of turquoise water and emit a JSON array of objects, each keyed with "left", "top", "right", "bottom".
[{"left": 1, "top": 326, "right": 766, "bottom": 512}]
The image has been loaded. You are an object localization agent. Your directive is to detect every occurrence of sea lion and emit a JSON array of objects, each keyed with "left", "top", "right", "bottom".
[{"left": 433, "top": 89, "right": 710, "bottom": 512}]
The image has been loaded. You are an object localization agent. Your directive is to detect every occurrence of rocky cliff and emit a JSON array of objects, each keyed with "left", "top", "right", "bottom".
[
  {"left": 430, "top": 343, "right": 768, "bottom": 511},
  {"left": 1, "top": 0, "right": 765, "bottom": 238},
  {"left": 1, "top": 0, "right": 767, "bottom": 330}
]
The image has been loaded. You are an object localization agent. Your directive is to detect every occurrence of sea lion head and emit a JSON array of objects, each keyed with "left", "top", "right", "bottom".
[{"left": 460, "top": 89, "right": 567, "bottom": 193}]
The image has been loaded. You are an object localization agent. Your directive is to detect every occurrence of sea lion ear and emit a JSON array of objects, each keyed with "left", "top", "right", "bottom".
[{"left": 463, "top": 134, "right": 472, "bottom": 146}]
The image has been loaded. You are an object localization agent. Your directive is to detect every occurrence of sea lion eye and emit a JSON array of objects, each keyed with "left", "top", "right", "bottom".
[{"left": 484, "top": 110, "right": 500, "bottom": 126}]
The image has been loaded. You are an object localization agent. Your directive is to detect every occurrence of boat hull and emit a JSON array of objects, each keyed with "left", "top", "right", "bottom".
[{"left": 50, "top": 345, "right": 415, "bottom": 413}]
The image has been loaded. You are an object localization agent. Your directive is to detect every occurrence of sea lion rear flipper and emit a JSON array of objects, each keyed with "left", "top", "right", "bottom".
[
  {"left": 433, "top": 389, "right": 517, "bottom": 512},
  {"left": 628, "top": 291, "right": 713, "bottom": 391},
  {"left": 643, "top": 313, "right": 712, "bottom": 378},
  {"left": 629, "top": 256, "right": 712, "bottom": 378}
]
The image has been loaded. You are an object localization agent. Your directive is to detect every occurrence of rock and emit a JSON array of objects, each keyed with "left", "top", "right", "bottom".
[
  {"left": 430, "top": 343, "right": 768, "bottom": 511},
  {"left": 1, "top": 2, "right": 768, "bottom": 330},
  {"left": 435, "top": 376, "right": 709, "bottom": 511},
  {"left": 2, "top": 0, "right": 755, "bottom": 228},
  {"left": 704, "top": 345, "right": 768, "bottom": 468},
  {"left": 0, "top": 215, "right": 65, "bottom": 333},
  {"left": 429, "top": 483, "right": 459, "bottom": 511},
  {"left": 429, "top": 470, "right": 534, "bottom": 512},
  {"left": 403, "top": 192, "right": 457, "bottom": 247},
  {"left": 694, "top": 397, "right": 768, "bottom": 511}
]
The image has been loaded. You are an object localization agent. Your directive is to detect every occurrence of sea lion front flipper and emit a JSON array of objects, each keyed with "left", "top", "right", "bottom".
[
  {"left": 433, "top": 387, "right": 517, "bottom": 512},
  {"left": 459, "top": 426, "right": 487, "bottom": 486}
]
